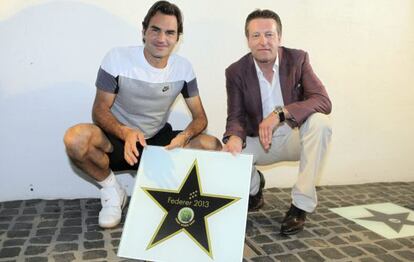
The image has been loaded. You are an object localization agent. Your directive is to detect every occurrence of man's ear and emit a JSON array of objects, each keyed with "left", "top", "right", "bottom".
[{"left": 142, "top": 29, "right": 146, "bottom": 42}]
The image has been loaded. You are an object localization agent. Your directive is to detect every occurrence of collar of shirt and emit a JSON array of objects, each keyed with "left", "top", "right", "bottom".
[{"left": 253, "top": 55, "right": 279, "bottom": 78}]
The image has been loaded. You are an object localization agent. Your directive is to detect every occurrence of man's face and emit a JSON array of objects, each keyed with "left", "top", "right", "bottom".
[
  {"left": 247, "top": 18, "right": 281, "bottom": 64},
  {"left": 142, "top": 12, "right": 178, "bottom": 65}
]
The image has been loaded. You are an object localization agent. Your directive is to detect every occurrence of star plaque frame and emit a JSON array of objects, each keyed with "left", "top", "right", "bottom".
[{"left": 118, "top": 146, "right": 252, "bottom": 261}]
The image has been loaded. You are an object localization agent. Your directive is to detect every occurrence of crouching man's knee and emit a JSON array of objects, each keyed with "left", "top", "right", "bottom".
[
  {"left": 63, "top": 124, "right": 95, "bottom": 160},
  {"left": 188, "top": 134, "right": 222, "bottom": 151},
  {"left": 302, "top": 113, "right": 332, "bottom": 139}
]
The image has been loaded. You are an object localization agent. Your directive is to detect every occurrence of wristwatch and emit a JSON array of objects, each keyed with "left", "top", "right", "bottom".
[{"left": 273, "top": 106, "right": 285, "bottom": 122}]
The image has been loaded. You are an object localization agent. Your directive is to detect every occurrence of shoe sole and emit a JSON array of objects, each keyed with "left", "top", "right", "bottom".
[{"left": 99, "top": 192, "right": 128, "bottom": 229}]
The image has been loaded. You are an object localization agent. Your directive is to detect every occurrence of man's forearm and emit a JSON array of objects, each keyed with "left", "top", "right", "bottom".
[
  {"left": 181, "top": 116, "right": 207, "bottom": 140},
  {"left": 92, "top": 109, "right": 129, "bottom": 141}
]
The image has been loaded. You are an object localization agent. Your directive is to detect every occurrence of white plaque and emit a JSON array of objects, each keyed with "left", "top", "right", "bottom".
[{"left": 118, "top": 146, "right": 252, "bottom": 262}]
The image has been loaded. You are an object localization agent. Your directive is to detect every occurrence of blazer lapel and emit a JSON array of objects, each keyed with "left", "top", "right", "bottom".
[
  {"left": 244, "top": 54, "right": 263, "bottom": 120},
  {"left": 278, "top": 47, "right": 290, "bottom": 105}
]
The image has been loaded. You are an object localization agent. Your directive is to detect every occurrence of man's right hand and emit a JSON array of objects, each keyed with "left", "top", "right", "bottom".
[
  {"left": 222, "top": 135, "right": 243, "bottom": 155},
  {"left": 123, "top": 128, "right": 147, "bottom": 166}
]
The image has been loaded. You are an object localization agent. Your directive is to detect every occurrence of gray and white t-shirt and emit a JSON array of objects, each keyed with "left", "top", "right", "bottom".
[{"left": 95, "top": 46, "right": 199, "bottom": 138}]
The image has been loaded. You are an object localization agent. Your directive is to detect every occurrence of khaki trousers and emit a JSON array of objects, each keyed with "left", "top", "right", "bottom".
[{"left": 243, "top": 113, "right": 332, "bottom": 213}]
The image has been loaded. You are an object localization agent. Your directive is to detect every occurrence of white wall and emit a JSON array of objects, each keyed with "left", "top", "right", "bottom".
[{"left": 1, "top": 0, "right": 413, "bottom": 201}]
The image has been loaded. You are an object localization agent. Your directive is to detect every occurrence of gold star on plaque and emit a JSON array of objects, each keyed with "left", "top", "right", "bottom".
[{"left": 142, "top": 159, "right": 239, "bottom": 258}]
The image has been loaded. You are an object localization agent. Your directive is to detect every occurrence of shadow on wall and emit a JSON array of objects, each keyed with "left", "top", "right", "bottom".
[{"left": 0, "top": 2, "right": 145, "bottom": 200}]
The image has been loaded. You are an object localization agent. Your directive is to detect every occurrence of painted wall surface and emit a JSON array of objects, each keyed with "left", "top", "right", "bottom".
[{"left": 1, "top": 0, "right": 413, "bottom": 201}]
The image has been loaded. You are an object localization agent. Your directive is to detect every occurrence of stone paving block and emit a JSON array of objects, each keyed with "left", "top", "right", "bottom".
[
  {"left": 7, "top": 230, "right": 30, "bottom": 238},
  {"left": 395, "top": 250, "right": 414, "bottom": 260},
  {"left": 260, "top": 225, "right": 280, "bottom": 234},
  {"left": 3, "top": 238, "right": 26, "bottom": 247},
  {"left": 349, "top": 223, "right": 366, "bottom": 231},
  {"left": 4, "top": 201, "right": 22, "bottom": 208},
  {"left": 43, "top": 207, "right": 61, "bottom": 213},
  {"left": 0, "top": 209, "right": 19, "bottom": 216},
  {"left": 24, "top": 245, "right": 48, "bottom": 255},
  {"left": 36, "top": 228, "right": 57, "bottom": 236},
  {"left": 283, "top": 240, "right": 308, "bottom": 251},
  {"left": 343, "top": 235, "right": 362, "bottom": 243},
  {"left": 111, "top": 239, "right": 120, "bottom": 247},
  {"left": 85, "top": 217, "right": 99, "bottom": 225},
  {"left": 362, "top": 231, "right": 383, "bottom": 241},
  {"left": 359, "top": 243, "right": 387, "bottom": 255},
  {"left": 252, "top": 234, "right": 273, "bottom": 244},
  {"left": 273, "top": 254, "right": 301, "bottom": 262},
  {"left": 63, "top": 218, "right": 82, "bottom": 227},
  {"left": 53, "top": 243, "right": 78, "bottom": 252},
  {"left": 359, "top": 257, "right": 380, "bottom": 262},
  {"left": 16, "top": 216, "right": 35, "bottom": 222},
  {"left": 312, "top": 228, "right": 331, "bottom": 237},
  {"left": 84, "top": 240, "right": 105, "bottom": 249},
  {"left": 269, "top": 232, "right": 291, "bottom": 241},
  {"left": 375, "top": 239, "right": 403, "bottom": 250},
  {"left": 251, "top": 256, "right": 275, "bottom": 262},
  {"left": 56, "top": 234, "right": 79, "bottom": 242},
  {"left": 0, "top": 223, "right": 9, "bottom": 230},
  {"left": 29, "top": 236, "right": 52, "bottom": 244},
  {"left": 261, "top": 243, "right": 284, "bottom": 255},
  {"left": 396, "top": 238, "right": 414, "bottom": 248},
  {"left": 53, "top": 253, "right": 76, "bottom": 262},
  {"left": 84, "top": 231, "right": 103, "bottom": 240},
  {"left": 12, "top": 222, "right": 33, "bottom": 230},
  {"left": 82, "top": 250, "right": 107, "bottom": 260},
  {"left": 331, "top": 226, "right": 352, "bottom": 234},
  {"left": 319, "top": 247, "right": 346, "bottom": 259},
  {"left": 25, "top": 256, "right": 49, "bottom": 262},
  {"left": 63, "top": 212, "right": 81, "bottom": 219},
  {"left": 294, "top": 229, "right": 314, "bottom": 238},
  {"left": 86, "top": 225, "right": 102, "bottom": 232},
  {"left": 111, "top": 231, "right": 123, "bottom": 238},
  {"left": 297, "top": 250, "right": 325, "bottom": 262},
  {"left": 339, "top": 245, "right": 366, "bottom": 257},
  {"left": 0, "top": 247, "right": 21, "bottom": 258},
  {"left": 38, "top": 220, "right": 58, "bottom": 228},
  {"left": 303, "top": 239, "right": 330, "bottom": 248},
  {"left": 375, "top": 253, "right": 403, "bottom": 262},
  {"left": 60, "top": 226, "right": 82, "bottom": 234},
  {"left": 327, "top": 236, "right": 346, "bottom": 245},
  {"left": 40, "top": 214, "right": 60, "bottom": 220}
]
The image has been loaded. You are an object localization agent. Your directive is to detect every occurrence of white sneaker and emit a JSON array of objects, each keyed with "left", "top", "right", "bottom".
[{"left": 98, "top": 186, "right": 127, "bottom": 228}]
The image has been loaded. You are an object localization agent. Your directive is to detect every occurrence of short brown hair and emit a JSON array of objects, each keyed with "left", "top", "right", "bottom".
[
  {"left": 245, "top": 9, "right": 282, "bottom": 37},
  {"left": 142, "top": 1, "right": 183, "bottom": 42}
]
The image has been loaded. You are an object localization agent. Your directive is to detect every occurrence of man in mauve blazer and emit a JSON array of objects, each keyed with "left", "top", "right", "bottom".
[{"left": 223, "top": 9, "right": 332, "bottom": 235}]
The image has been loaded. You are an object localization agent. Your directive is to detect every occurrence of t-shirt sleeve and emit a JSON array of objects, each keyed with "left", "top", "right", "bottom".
[
  {"left": 180, "top": 60, "right": 199, "bottom": 98},
  {"left": 95, "top": 49, "right": 119, "bottom": 94}
]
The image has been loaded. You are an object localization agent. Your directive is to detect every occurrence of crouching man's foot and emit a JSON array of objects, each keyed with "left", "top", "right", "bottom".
[
  {"left": 99, "top": 186, "right": 127, "bottom": 228},
  {"left": 248, "top": 171, "right": 265, "bottom": 212},
  {"left": 280, "top": 204, "right": 307, "bottom": 235}
]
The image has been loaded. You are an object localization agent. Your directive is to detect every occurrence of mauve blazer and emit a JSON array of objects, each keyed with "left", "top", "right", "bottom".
[{"left": 223, "top": 46, "right": 332, "bottom": 142}]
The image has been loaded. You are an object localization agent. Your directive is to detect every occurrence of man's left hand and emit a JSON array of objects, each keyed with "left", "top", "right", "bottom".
[{"left": 259, "top": 113, "right": 279, "bottom": 150}]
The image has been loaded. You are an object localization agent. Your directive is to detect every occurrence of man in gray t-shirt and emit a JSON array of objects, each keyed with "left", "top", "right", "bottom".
[{"left": 64, "top": 1, "right": 221, "bottom": 229}]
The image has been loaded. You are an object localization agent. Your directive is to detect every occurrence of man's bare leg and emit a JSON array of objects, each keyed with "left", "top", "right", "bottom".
[{"left": 64, "top": 124, "right": 127, "bottom": 228}]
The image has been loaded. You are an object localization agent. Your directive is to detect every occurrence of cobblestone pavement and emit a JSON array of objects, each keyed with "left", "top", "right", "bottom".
[{"left": 1, "top": 182, "right": 413, "bottom": 262}]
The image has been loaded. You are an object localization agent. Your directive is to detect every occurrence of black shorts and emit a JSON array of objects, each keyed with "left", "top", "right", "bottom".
[{"left": 104, "top": 123, "right": 181, "bottom": 171}]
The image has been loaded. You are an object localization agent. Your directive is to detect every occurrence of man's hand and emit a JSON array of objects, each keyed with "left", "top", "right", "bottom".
[
  {"left": 259, "top": 113, "right": 279, "bottom": 150},
  {"left": 123, "top": 128, "right": 147, "bottom": 166},
  {"left": 222, "top": 135, "right": 243, "bottom": 155},
  {"left": 165, "top": 132, "right": 190, "bottom": 150}
]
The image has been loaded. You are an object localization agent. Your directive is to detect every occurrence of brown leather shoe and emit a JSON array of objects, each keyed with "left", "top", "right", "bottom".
[
  {"left": 248, "top": 171, "right": 265, "bottom": 212},
  {"left": 280, "top": 204, "right": 307, "bottom": 235}
]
